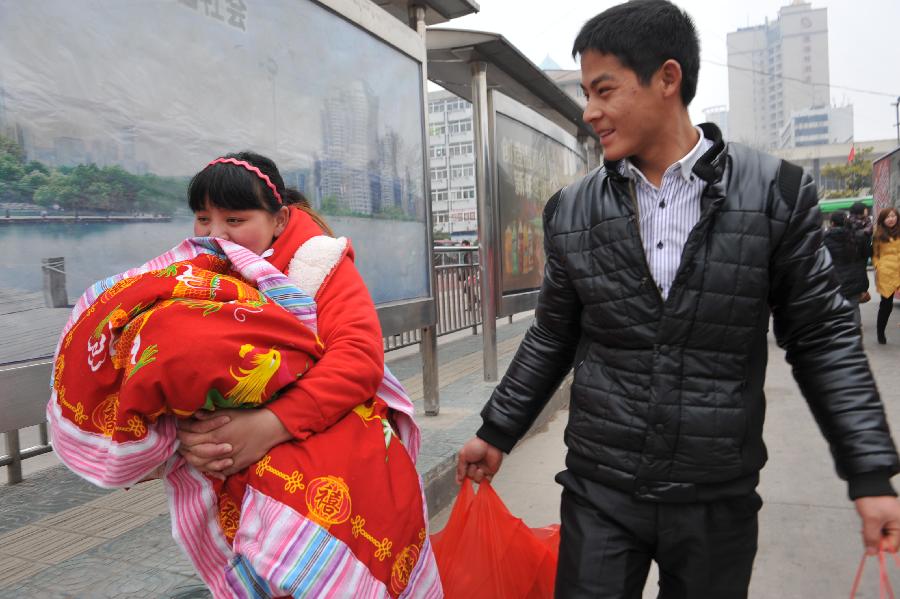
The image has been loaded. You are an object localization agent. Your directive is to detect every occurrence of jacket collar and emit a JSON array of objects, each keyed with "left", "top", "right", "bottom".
[{"left": 603, "top": 122, "right": 727, "bottom": 185}]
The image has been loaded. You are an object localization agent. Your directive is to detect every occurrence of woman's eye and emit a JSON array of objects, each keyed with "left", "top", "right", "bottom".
[{"left": 227, "top": 218, "right": 242, "bottom": 225}]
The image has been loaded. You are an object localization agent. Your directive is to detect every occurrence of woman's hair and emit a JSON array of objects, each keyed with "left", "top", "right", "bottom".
[
  {"left": 188, "top": 150, "right": 332, "bottom": 236},
  {"left": 875, "top": 207, "right": 900, "bottom": 243}
]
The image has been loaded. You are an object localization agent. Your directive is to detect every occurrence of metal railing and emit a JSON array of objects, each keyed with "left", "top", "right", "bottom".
[
  {"left": 383, "top": 246, "right": 481, "bottom": 351},
  {"left": 2, "top": 424, "right": 52, "bottom": 484}
]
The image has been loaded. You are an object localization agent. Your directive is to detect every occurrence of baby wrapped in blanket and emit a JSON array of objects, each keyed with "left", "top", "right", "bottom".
[{"left": 48, "top": 237, "right": 440, "bottom": 598}]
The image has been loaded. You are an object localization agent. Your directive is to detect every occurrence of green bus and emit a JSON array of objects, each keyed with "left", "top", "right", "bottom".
[{"left": 817, "top": 196, "right": 873, "bottom": 215}]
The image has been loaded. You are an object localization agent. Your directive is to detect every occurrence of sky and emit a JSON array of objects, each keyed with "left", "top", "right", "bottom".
[{"left": 435, "top": 0, "right": 900, "bottom": 142}]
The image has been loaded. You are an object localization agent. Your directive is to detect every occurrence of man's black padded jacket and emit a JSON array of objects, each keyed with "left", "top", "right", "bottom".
[{"left": 477, "top": 123, "right": 898, "bottom": 502}]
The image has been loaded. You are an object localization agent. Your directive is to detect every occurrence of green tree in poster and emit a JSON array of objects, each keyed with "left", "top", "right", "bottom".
[
  {"left": 1, "top": 134, "right": 184, "bottom": 214},
  {"left": 0, "top": 135, "right": 27, "bottom": 202}
]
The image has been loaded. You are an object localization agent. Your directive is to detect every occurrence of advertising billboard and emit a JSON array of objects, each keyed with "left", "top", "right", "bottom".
[
  {"left": 494, "top": 99, "right": 586, "bottom": 299},
  {"left": 0, "top": 0, "right": 429, "bottom": 305},
  {"left": 873, "top": 147, "right": 900, "bottom": 215}
]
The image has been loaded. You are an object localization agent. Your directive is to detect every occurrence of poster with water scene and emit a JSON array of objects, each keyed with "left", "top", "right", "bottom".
[
  {"left": 495, "top": 109, "right": 586, "bottom": 296},
  {"left": 0, "top": 0, "right": 429, "bottom": 306}
]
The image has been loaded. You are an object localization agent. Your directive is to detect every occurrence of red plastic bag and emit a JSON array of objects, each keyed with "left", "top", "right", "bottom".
[
  {"left": 850, "top": 549, "right": 900, "bottom": 598},
  {"left": 431, "top": 479, "right": 560, "bottom": 599}
]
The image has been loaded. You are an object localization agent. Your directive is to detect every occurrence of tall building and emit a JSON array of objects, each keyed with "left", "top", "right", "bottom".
[
  {"left": 427, "top": 90, "right": 477, "bottom": 239},
  {"left": 0, "top": 82, "right": 7, "bottom": 137},
  {"left": 727, "top": 1, "right": 832, "bottom": 149},
  {"left": 319, "top": 81, "right": 379, "bottom": 214}
]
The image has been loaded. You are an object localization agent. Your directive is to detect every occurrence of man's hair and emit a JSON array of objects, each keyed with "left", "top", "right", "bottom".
[
  {"left": 830, "top": 210, "right": 847, "bottom": 227},
  {"left": 572, "top": 0, "right": 701, "bottom": 106},
  {"left": 849, "top": 201, "right": 867, "bottom": 216}
]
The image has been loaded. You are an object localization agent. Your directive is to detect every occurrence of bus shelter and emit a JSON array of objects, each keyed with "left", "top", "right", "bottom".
[{"left": 426, "top": 28, "right": 599, "bottom": 380}]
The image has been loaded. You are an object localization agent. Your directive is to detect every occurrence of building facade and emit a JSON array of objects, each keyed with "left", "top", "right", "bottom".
[
  {"left": 727, "top": 0, "right": 833, "bottom": 150},
  {"left": 778, "top": 104, "right": 853, "bottom": 148},
  {"left": 427, "top": 89, "right": 477, "bottom": 240},
  {"left": 544, "top": 69, "right": 587, "bottom": 109}
]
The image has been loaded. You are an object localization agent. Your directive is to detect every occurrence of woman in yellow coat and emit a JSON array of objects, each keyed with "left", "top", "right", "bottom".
[{"left": 873, "top": 207, "right": 900, "bottom": 344}]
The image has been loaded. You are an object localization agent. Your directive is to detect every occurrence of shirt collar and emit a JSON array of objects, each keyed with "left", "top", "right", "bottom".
[{"left": 620, "top": 127, "right": 709, "bottom": 185}]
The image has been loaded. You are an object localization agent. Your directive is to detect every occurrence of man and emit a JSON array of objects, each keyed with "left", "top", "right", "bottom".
[
  {"left": 456, "top": 1, "right": 900, "bottom": 597},
  {"left": 849, "top": 200, "right": 875, "bottom": 238},
  {"left": 823, "top": 210, "right": 871, "bottom": 331}
]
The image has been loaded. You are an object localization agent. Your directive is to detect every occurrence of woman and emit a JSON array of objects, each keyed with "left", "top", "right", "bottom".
[
  {"left": 50, "top": 151, "right": 440, "bottom": 597},
  {"left": 873, "top": 207, "right": 900, "bottom": 344}
]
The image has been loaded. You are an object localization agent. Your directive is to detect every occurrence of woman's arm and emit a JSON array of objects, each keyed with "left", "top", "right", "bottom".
[
  {"left": 266, "top": 253, "right": 384, "bottom": 437},
  {"left": 177, "top": 251, "right": 383, "bottom": 475}
]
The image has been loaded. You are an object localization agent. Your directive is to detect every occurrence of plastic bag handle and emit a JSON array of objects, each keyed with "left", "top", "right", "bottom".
[{"left": 850, "top": 547, "right": 900, "bottom": 598}]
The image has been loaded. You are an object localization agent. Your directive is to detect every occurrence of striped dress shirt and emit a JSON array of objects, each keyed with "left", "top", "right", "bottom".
[{"left": 618, "top": 129, "right": 714, "bottom": 299}]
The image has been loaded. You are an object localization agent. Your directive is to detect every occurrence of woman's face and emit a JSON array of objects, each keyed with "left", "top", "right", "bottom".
[
  {"left": 193, "top": 200, "right": 288, "bottom": 255},
  {"left": 885, "top": 211, "right": 898, "bottom": 229}
]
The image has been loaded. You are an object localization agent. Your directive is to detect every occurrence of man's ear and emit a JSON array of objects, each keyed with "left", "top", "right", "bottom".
[{"left": 658, "top": 59, "right": 683, "bottom": 101}]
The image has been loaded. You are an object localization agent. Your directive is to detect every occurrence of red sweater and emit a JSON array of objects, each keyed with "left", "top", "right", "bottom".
[{"left": 264, "top": 207, "right": 384, "bottom": 438}]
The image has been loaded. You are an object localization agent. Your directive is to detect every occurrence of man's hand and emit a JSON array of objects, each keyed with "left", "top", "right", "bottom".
[
  {"left": 177, "top": 409, "right": 293, "bottom": 478},
  {"left": 855, "top": 496, "right": 900, "bottom": 554},
  {"left": 456, "top": 437, "right": 503, "bottom": 484}
]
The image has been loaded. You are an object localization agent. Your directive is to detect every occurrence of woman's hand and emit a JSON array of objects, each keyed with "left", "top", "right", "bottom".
[{"left": 177, "top": 409, "right": 293, "bottom": 478}]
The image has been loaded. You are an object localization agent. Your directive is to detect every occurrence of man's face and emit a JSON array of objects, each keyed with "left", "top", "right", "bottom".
[{"left": 579, "top": 50, "right": 664, "bottom": 162}]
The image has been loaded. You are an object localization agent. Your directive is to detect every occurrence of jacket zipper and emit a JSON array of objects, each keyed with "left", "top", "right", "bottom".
[{"left": 628, "top": 179, "right": 664, "bottom": 306}]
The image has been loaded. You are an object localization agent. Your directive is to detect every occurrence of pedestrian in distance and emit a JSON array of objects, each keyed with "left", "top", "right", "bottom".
[
  {"left": 456, "top": 1, "right": 900, "bottom": 597},
  {"left": 874, "top": 206, "right": 900, "bottom": 344},
  {"left": 823, "top": 210, "right": 870, "bottom": 333},
  {"left": 847, "top": 200, "right": 875, "bottom": 305},
  {"left": 849, "top": 200, "right": 874, "bottom": 238}
]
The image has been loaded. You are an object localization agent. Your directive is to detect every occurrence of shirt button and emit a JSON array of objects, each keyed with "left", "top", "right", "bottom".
[
  {"left": 657, "top": 241, "right": 664, "bottom": 249},
  {"left": 659, "top": 200, "right": 666, "bottom": 208}
]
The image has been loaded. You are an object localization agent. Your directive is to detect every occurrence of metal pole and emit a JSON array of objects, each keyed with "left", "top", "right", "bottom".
[
  {"left": 5, "top": 430, "right": 22, "bottom": 484},
  {"left": 447, "top": 118, "right": 454, "bottom": 240},
  {"left": 42, "top": 257, "right": 67, "bottom": 308},
  {"left": 410, "top": 4, "right": 440, "bottom": 416},
  {"left": 895, "top": 96, "right": 900, "bottom": 146},
  {"left": 472, "top": 62, "right": 498, "bottom": 381}
]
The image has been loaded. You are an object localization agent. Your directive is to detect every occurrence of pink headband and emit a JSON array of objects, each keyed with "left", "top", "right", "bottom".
[{"left": 207, "top": 157, "right": 283, "bottom": 205}]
